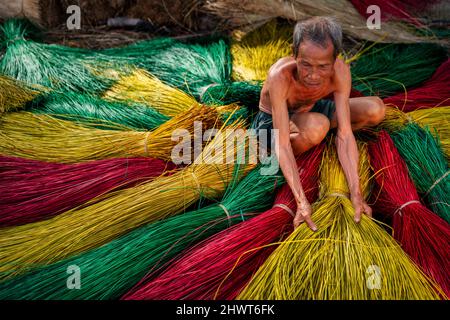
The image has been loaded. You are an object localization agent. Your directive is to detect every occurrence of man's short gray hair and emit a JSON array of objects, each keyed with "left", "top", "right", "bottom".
[{"left": 293, "top": 16, "right": 343, "bottom": 59}]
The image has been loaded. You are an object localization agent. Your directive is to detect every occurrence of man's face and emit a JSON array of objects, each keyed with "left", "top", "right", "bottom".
[{"left": 295, "top": 39, "right": 335, "bottom": 89}]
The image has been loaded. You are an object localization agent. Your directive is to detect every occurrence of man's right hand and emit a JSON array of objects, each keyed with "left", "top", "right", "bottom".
[{"left": 293, "top": 198, "right": 317, "bottom": 231}]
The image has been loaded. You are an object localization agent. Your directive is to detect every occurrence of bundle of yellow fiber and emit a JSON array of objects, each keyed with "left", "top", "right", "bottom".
[
  {"left": 103, "top": 69, "right": 194, "bottom": 117},
  {"left": 0, "top": 118, "right": 255, "bottom": 281},
  {"left": 231, "top": 20, "right": 292, "bottom": 82},
  {"left": 238, "top": 141, "right": 444, "bottom": 299},
  {"left": 0, "top": 75, "right": 42, "bottom": 114},
  {"left": 382, "top": 106, "right": 450, "bottom": 159},
  {"left": 0, "top": 104, "right": 220, "bottom": 163},
  {"left": 231, "top": 39, "right": 291, "bottom": 82},
  {"left": 102, "top": 68, "right": 248, "bottom": 122}
]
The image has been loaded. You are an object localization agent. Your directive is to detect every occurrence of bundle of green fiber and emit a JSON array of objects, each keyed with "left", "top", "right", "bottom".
[
  {"left": 97, "top": 37, "right": 176, "bottom": 67},
  {"left": 351, "top": 43, "right": 447, "bottom": 97},
  {"left": 200, "top": 81, "right": 262, "bottom": 112},
  {"left": 382, "top": 106, "right": 450, "bottom": 160},
  {"left": 144, "top": 38, "right": 232, "bottom": 99},
  {"left": 0, "top": 19, "right": 122, "bottom": 93},
  {"left": 390, "top": 123, "right": 449, "bottom": 223},
  {"left": 0, "top": 104, "right": 220, "bottom": 163},
  {"left": 0, "top": 75, "right": 42, "bottom": 114},
  {"left": 0, "top": 119, "right": 255, "bottom": 281},
  {"left": 238, "top": 142, "right": 444, "bottom": 299},
  {"left": 28, "top": 92, "right": 169, "bottom": 131},
  {"left": 383, "top": 58, "right": 450, "bottom": 112},
  {"left": 0, "top": 160, "right": 281, "bottom": 299}
]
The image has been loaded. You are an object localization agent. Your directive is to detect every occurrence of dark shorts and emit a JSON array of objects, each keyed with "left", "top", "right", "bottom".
[{"left": 251, "top": 99, "right": 336, "bottom": 149}]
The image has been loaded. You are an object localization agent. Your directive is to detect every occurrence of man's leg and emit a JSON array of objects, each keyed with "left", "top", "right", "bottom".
[
  {"left": 330, "top": 96, "right": 386, "bottom": 130},
  {"left": 289, "top": 112, "right": 330, "bottom": 156}
]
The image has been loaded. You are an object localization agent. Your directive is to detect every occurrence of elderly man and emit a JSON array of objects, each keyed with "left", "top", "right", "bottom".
[{"left": 253, "top": 16, "right": 385, "bottom": 230}]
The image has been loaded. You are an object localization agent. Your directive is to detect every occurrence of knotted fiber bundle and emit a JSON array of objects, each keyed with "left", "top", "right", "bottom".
[
  {"left": 382, "top": 106, "right": 450, "bottom": 160},
  {"left": 0, "top": 104, "right": 220, "bottom": 163},
  {"left": 383, "top": 59, "right": 450, "bottom": 112},
  {"left": 0, "top": 159, "right": 281, "bottom": 299},
  {"left": 29, "top": 92, "right": 169, "bottom": 131},
  {"left": 0, "top": 118, "right": 255, "bottom": 281},
  {"left": 0, "top": 75, "right": 42, "bottom": 114},
  {"left": 0, "top": 156, "right": 176, "bottom": 227},
  {"left": 369, "top": 131, "right": 450, "bottom": 297},
  {"left": 390, "top": 124, "right": 449, "bottom": 223},
  {"left": 238, "top": 142, "right": 443, "bottom": 300},
  {"left": 0, "top": 19, "right": 123, "bottom": 93},
  {"left": 122, "top": 143, "right": 323, "bottom": 300},
  {"left": 351, "top": 43, "right": 447, "bottom": 97}
]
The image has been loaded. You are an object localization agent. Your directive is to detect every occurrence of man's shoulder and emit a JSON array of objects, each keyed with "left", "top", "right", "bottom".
[{"left": 267, "top": 57, "right": 295, "bottom": 86}]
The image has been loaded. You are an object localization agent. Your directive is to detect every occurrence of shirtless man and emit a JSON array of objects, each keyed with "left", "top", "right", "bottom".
[{"left": 253, "top": 17, "right": 385, "bottom": 231}]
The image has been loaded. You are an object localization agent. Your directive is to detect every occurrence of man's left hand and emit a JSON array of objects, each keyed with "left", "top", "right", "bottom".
[{"left": 333, "top": 57, "right": 352, "bottom": 96}]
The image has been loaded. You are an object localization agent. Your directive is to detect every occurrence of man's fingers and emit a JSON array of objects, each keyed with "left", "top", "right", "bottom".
[
  {"left": 354, "top": 207, "right": 362, "bottom": 223},
  {"left": 303, "top": 215, "right": 317, "bottom": 232},
  {"left": 293, "top": 215, "right": 304, "bottom": 229},
  {"left": 364, "top": 204, "right": 373, "bottom": 218}
]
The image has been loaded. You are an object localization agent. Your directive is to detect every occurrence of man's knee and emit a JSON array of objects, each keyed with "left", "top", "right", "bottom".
[
  {"left": 303, "top": 113, "right": 330, "bottom": 144},
  {"left": 289, "top": 113, "right": 329, "bottom": 155},
  {"left": 366, "top": 97, "right": 386, "bottom": 126}
]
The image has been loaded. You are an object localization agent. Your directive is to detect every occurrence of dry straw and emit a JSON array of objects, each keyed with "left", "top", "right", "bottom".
[{"left": 205, "top": 0, "right": 437, "bottom": 43}]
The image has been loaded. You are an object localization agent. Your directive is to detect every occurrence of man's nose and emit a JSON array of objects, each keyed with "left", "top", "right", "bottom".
[{"left": 309, "top": 71, "right": 320, "bottom": 81}]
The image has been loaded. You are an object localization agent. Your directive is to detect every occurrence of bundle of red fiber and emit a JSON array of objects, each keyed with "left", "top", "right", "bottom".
[
  {"left": 349, "top": 0, "right": 429, "bottom": 26},
  {"left": 383, "top": 59, "right": 450, "bottom": 112},
  {"left": 122, "top": 143, "right": 324, "bottom": 300},
  {"left": 0, "top": 156, "right": 176, "bottom": 226},
  {"left": 369, "top": 131, "right": 450, "bottom": 297}
]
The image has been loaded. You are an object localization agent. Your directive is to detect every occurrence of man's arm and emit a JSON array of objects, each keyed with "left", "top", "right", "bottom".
[
  {"left": 333, "top": 58, "right": 372, "bottom": 222},
  {"left": 269, "top": 74, "right": 317, "bottom": 231}
]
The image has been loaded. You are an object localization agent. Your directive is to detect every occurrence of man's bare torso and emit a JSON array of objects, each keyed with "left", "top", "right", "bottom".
[{"left": 259, "top": 57, "right": 336, "bottom": 115}]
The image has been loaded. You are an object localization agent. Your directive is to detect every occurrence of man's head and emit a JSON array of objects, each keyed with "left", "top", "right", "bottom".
[{"left": 292, "top": 17, "right": 343, "bottom": 88}]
